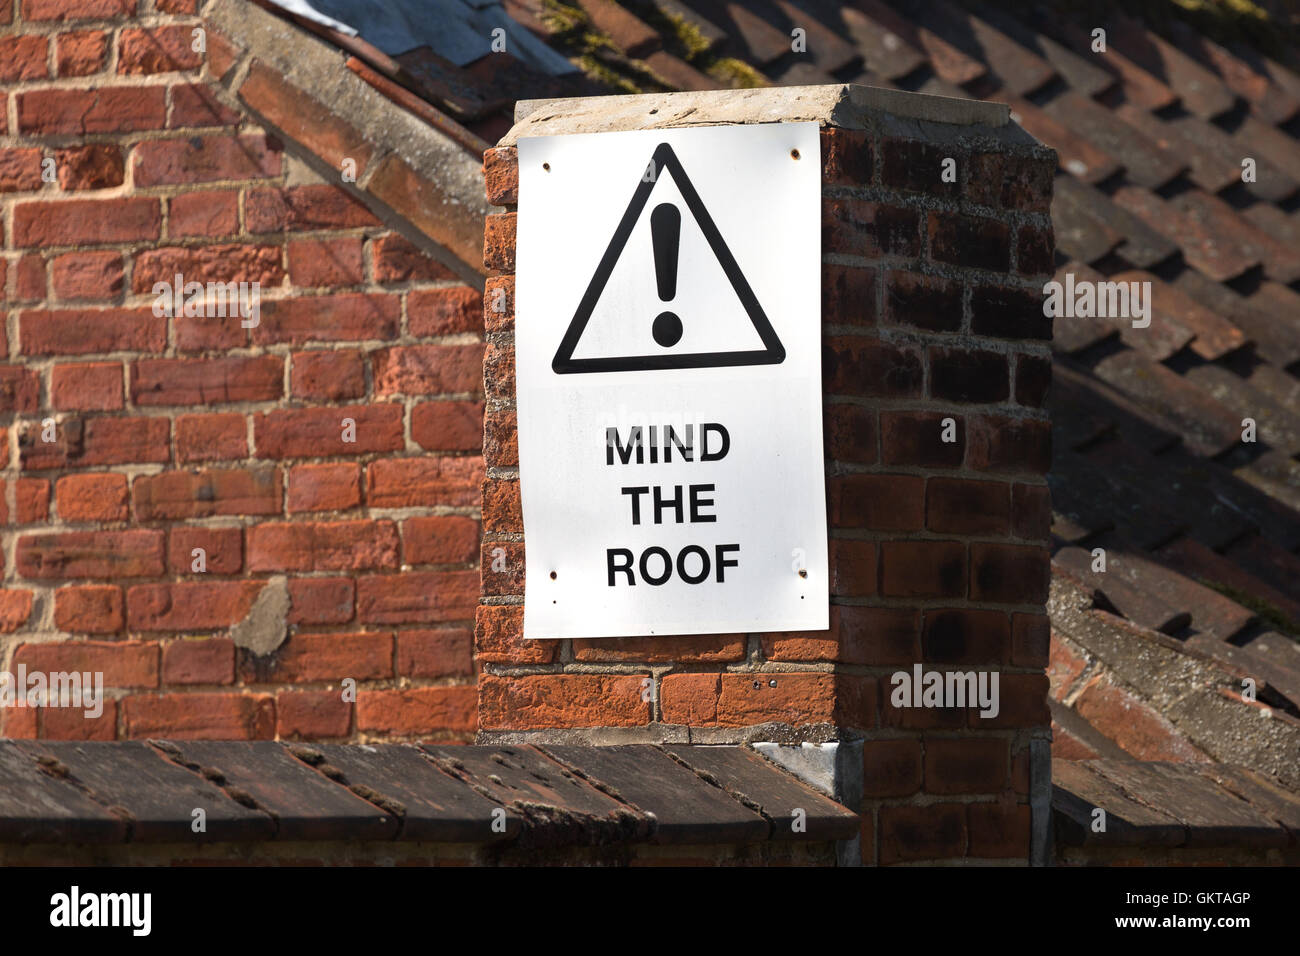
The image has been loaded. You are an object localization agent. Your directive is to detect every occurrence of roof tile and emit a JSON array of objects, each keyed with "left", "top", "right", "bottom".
[
  {"left": 1171, "top": 190, "right": 1300, "bottom": 284},
  {"left": 853, "top": 0, "right": 986, "bottom": 86},
  {"left": 969, "top": 1, "right": 1113, "bottom": 97},
  {"left": 1005, "top": 96, "right": 1120, "bottom": 183},
  {"left": 898, "top": 0, "right": 1056, "bottom": 96},
  {"left": 1105, "top": 14, "right": 1237, "bottom": 119},
  {"left": 1167, "top": 25, "right": 1300, "bottom": 124},
  {"left": 1047, "top": 19, "right": 1177, "bottom": 111},
  {"left": 838, "top": 3, "right": 927, "bottom": 80},
  {"left": 1112, "top": 185, "right": 1256, "bottom": 281},
  {"left": 1044, "top": 91, "right": 1186, "bottom": 189}
]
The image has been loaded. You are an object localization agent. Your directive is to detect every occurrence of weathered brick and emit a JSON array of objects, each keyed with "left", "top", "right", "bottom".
[
  {"left": 131, "top": 355, "right": 283, "bottom": 406},
  {"left": 830, "top": 473, "right": 925, "bottom": 530},
  {"left": 276, "top": 689, "right": 351, "bottom": 739},
  {"left": 123, "top": 692, "right": 275, "bottom": 739},
  {"left": 14, "top": 199, "right": 161, "bottom": 248},
  {"left": 970, "top": 284, "right": 1051, "bottom": 340},
  {"left": 397, "top": 628, "right": 473, "bottom": 678},
  {"left": 237, "top": 62, "right": 373, "bottom": 173},
  {"left": 127, "top": 580, "right": 264, "bottom": 631},
  {"left": 255, "top": 293, "right": 399, "bottom": 345},
  {"left": 167, "top": 526, "right": 242, "bottom": 575},
  {"left": 133, "top": 134, "right": 280, "bottom": 187},
  {"left": 408, "top": 286, "right": 483, "bottom": 337},
  {"left": 133, "top": 467, "right": 281, "bottom": 520},
  {"left": 881, "top": 540, "right": 967, "bottom": 598},
  {"left": 243, "top": 631, "right": 393, "bottom": 683},
  {"left": 15, "top": 640, "right": 157, "bottom": 688},
  {"left": 368, "top": 457, "right": 482, "bottom": 509},
  {"left": 478, "top": 674, "right": 647, "bottom": 730},
  {"left": 54, "top": 584, "right": 124, "bottom": 633},
  {"left": 922, "top": 608, "right": 1009, "bottom": 663},
  {"left": 880, "top": 137, "right": 960, "bottom": 197},
  {"left": 175, "top": 413, "right": 247, "bottom": 462},
  {"left": 482, "top": 211, "right": 516, "bottom": 274},
  {"left": 403, "top": 516, "right": 478, "bottom": 566},
  {"left": 55, "top": 29, "right": 108, "bottom": 77},
  {"left": 371, "top": 233, "right": 457, "bottom": 283},
  {"left": 248, "top": 521, "right": 399, "bottom": 572},
  {"left": 475, "top": 604, "right": 554, "bottom": 665},
  {"left": 18, "top": 86, "right": 165, "bottom": 135},
  {"left": 255, "top": 405, "right": 404, "bottom": 458},
  {"left": 821, "top": 127, "right": 873, "bottom": 186},
  {"left": 927, "top": 211, "right": 1010, "bottom": 272},
  {"left": 286, "top": 463, "right": 361, "bottom": 513},
  {"left": 162, "top": 637, "right": 235, "bottom": 685},
  {"left": 966, "top": 414, "right": 1051, "bottom": 474},
  {"left": 926, "top": 477, "right": 1010, "bottom": 535},
  {"left": 168, "top": 189, "right": 240, "bottom": 238},
  {"left": 824, "top": 402, "right": 877, "bottom": 464},
  {"left": 862, "top": 739, "right": 922, "bottom": 797},
  {"left": 245, "top": 185, "right": 379, "bottom": 232},
  {"left": 969, "top": 542, "right": 1050, "bottom": 604},
  {"left": 356, "top": 570, "right": 478, "bottom": 624},
  {"left": 287, "top": 577, "right": 354, "bottom": 626},
  {"left": 19, "top": 308, "right": 164, "bottom": 354},
  {"left": 823, "top": 198, "right": 920, "bottom": 258},
  {"left": 17, "top": 529, "right": 163, "bottom": 579},
  {"left": 358, "top": 686, "right": 476, "bottom": 735},
  {"left": 822, "top": 262, "right": 877, "bottom": 326},
  {"left": 884, "top": 270, "right": 962, "bottom": 332},
  {"left": 372, "top": 344, "right": 484, "bottom": 396},
  {"left": 289, "top": 349, "right": 366, "bottom": 401},
  {"left": 880, "top": 410, "right": 965, "bottom": 468},
  {"left": 50, "top": 252, "right": 123, "bottom": 301},
  {"left": 412, "top": 400, "right": 484, "bottom": 452},
  {"left": 55, "top": 144, "right": 124, "bottom": 190},
  {"left": 55, "top": 473, "right": 128, "bottom": 522},
  {"left": 824, "top": 337, "right": 923, "bottom": 398}
]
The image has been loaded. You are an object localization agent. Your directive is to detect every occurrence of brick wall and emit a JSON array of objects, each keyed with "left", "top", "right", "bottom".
[
  {"left": 0, "top": 0, "right": 484, "bottom": 742},
  {"left": 478, "top": 95, "right": 1055, "bottom": 863}
]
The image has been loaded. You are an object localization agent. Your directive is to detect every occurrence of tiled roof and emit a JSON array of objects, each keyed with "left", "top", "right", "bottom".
[
  {"left": 255, "top": 0, "right": 1300, "bottom": 837},
  {"left": 0, "top": 740, "right": 857, "bottom": 849}
]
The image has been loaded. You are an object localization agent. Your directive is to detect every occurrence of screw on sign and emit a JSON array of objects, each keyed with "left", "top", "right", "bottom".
[{"left": 515, "top": 122, "right": 827, "bottom": 640}]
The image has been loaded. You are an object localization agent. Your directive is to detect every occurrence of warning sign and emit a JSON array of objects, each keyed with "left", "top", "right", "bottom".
[{"left": 515, "top": 122, "right": 827, "bottom": 639}]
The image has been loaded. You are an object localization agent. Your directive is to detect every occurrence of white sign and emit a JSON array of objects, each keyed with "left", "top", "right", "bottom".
[{"left": 515, "top": 121, "right": 827, "bottom": 639}]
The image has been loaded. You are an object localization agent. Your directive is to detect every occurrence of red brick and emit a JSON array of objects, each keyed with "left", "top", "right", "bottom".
[
  {"left": 403, "top": 516, "right": 478, "bottom": 565},
  {"left": 17, "top": 529, "right": 163, "bottom": 579},
  {"left": 42, "top": 700, "right": 117, "bottom": 741},
  {"left": 968, "top": 803, "right": 1031, "bottom": 859},
  {"left": 287, "top": 463, "right": 361, "bottom": 513},
  {"left": 133, "top": 134, "right": 280, "bottom": 187},
  {"left": 287, "top": 577, "right": 354, "bottom": 626},
  {"left": 969, "top": 542, "right": 1050, "bottom": 604},
  {"left": 175, "top": 413, "right": 247, "bottom": 463},
  {"left": 573, "top": 633, "right": 746, "bottom": 664},
  {"left": 133, "top": 244, "right": 284, "bottom": 296},
  {"left": 482, "top": 146, "right": 518, "bottom": 205},
  {"left": 55, "top": 29, "right": 107, "bottom": 77},
  {"left": 13, "top": 255, "right": 44, "bottom": 301},
  {"left": 162, "top": 637, "right": 235, "bottom": 685},
  {"left": 0, "top": 706, "right": 37, "bottom": 739},
  {"left": 482, "top": 276, "right": 513, "bottom": 333},
  {"left": 1014, "top": 354, "right": 1052, "bottom": 407},
  {"left": 821, "top": 127, "right": 873, "bottom": 186},
  {"left": 823, "top": 198, "right": 920, "bottom": 258},
  {"left": 276, "top": 689, "right": 351, "bottom": 739},
  {"left": 117, "top": 25, "right": 202, "bottom": 75},
  {"left": 168, "top": 189, "right": 239, "bottom": 237},
  {"left": 55, "top": 144, "right": 123, "bottom": 190},
  {"left": 481, "top": 476, "right": 521, "bottom": 533},
  {"left": 884, "top": 270, "right": 962, "bottom": 332},
  {"left": 0, "top": 589, "right": 33, "bottom": 631},
  {"left": 1049, "top": 637, "right": 1089, "bottom": 702},
  {"left": 822, "top": 262, "right": 877, "bottom": 326},
  {"left": 396, "top": 628, "right": 473, "bottom": 678},
  {"left": 1011, "top": 482, "right": 1051, "bottom": 540},
  {"left": 371, "top": 233, "right": 457, "bottom": 283},
  {"left": 255, "top": 404, "right": 404, "bottom": 458},
  {"left": 50, "top": 252, "right": 123, "bottom": 301},
  {"left": 881, "top": 540, "right": 967, "bottom": 598},
  {"left": 368, "top": 457, "right": 483, "bottom": 508},
  {"left": 880, "top": 136, "right": 960, "bottom": 196},
  {"left": 1016, "top": 223, "right": 1054, "bottom": 277},
  {"left": 483, "top": 341, "right": 514, "bottom": 400},
  {"left": 412, "top": 400, "right": 483, "bottom": 452},
  {"left": 829, "top": 538, "right": 877, "bottom": 597},
  {"left": 830, "top": 473, "right": 925, "bottom": 530},
  {"left": 356, "top": 570, "right": 478, "bottom": 625},
  {"left": 289, "top": 350, "right": 365, "bottom": 401},
  {"left": 475, "top": 604, "right": 554, "bottom": 665},
  {"left": 982, "top": 672, "right": 1050, "bottom": 729},
  {"left": 18, "top": 86, "right": 165, "bottom": 135},
  {"left": 408, "top": 286, "right": 483, "bottom": 337},
  {"left": 372, "top": 344, "right": 484, "bottom": 396},
  {"left": 168, "top": 82, "right": 241, "bottom": 128},
  {"left": 166, "top": 526, "right": 242, "bottom": 574},
  {"left": 880, "top": 410, "right": 965, "bottom": 468},
  {"left": 245, "top": 185, "right": 379, "bottom": 232},
  {"left": 1012, "top": 612, "right": 1050, "bottom": 668},
  {"left": 54, "top": 585, "right": 123, "bottom": 633},
  {"left": 0, "top": 365, "right": 39, "bottom": 412},
  {"left": 0, "top": 147, "right": 42, "bottom": 192},
  {"left": 358, "top": 686, "right": 476, "bottom": 735},
  {"left": 927, "top": 211, "right": 1010, "bottom": 272},
  {"left": 966, "top": 150, "right": 1053, "bottom": 213},
  {"left": 483, "top": 406, "right": 516, "bottom": 467},
  {"left": 824, "top": 337, "right": 923, "bottom": 398},
  {"left": 14, "top": 477, "right": 49, "bottom": 522},
  {"left": 244, "top": 631, "right": 393, "bottom": 683},
  {"left": 824, "top": 402, "right": 876, "bottom": 465},
  {"left": 478, "top": 674, "right": 647, "bottom": 730},
  {"left": 174, "top": 314, "right": 245, "bottom": 352},
  {"left": 55, "top": 473, "right": 128, "bottom": 522},
  {"left": 127, "top": 580, "right": 264, "bottom": 631},
  {"left": 926, "top": 477, "right": 1010, "bottom": 535},
  {"left": 19, "top": 307, "right": 163, "bottom": 355},
  {"left": 21, "top": 415, "right": 170, "bottom": 470},
  {"left": 762, "top": 605, "right": 918, "bottom": 666},
  {"left": 922, "top": 608, "right": 1009, "bottom": 663},
  {"left": 15, "top": 640, "right": 157, "bottom": 688},
  {"left": 248, "top": 521, "right": 399, "bottom": 572},
  {"left": 1073, "top": 675, "right": 1202, "bottom": 761},
  {"left": 131, "top": 355, "right": 283, "bottom": 406},
  {"left": 287, "top": 236, "right": 364, "bottom": 288},
  {"left": 0, "top": 34, "right": 48, "bottom": 82},
  {"left": 862, "top": 739, "right": 922, "bottom": 797},
  {"left": 924, "top": 737, "right": 1009, "bottom": 794},
  {"left": 25, "top": 0, "right": 135, "bottom": 19},
  {"left": 237, "top": 61, "right": 373, "bottom": 173},
  {"left": 15, "top": 198, "right": 161, "bottom": 249},
  {"left": 480, "top": 540, "right": 523, "bottom": 597},
  {"left": 929, "top": 346, "right": 1010, "bottom": 403},
  {"left": 970, "top": 284, "right": 1052, "bottom": 340},
  {"left": 482, "top": 211, "right": 516, "bottom": 274},
  {"left": 133, "top": 468, "right": 280, "bottom": 520},
  {"left": 255, "top": 293, "right": 399, "bottom": 345},
  {"left": 123, "top": 693, "right": 274, "bottom": 739}
]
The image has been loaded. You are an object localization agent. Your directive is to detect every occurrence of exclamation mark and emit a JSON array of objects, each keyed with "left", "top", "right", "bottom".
[{"left": 651, "top": 202, "right": 683, "bottom": 348}]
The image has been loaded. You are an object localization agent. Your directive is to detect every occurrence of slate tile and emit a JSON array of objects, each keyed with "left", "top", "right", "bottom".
[
  {"left": 0, "top": 740, "right": 125, "bottom": 844},
  {"left": 1193, "top": 763, "right": 1300, "bottom": 838},
  {"left": 160, "top": 740, "right": 397, "bottom": 841},
  {"left": 1052, "top": 759, "right": 1185, "bottom": 846},
  {"left": 665, "top": 744, "right": 859, "bottom": 840},
  {"left": 541, "top": 744, "right": 770, "bottom": 844},
  {"left": 30, "top": 740, "right": 273, "bottom": 842}
]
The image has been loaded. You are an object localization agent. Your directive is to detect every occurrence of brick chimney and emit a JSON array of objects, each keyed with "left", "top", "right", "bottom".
[{"left": 477, "top": 85, "right": 1055, "bottom": 865}]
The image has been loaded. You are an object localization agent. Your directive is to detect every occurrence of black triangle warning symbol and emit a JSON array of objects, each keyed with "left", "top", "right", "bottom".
[{"left": 552, "top": 142, "right": 786, "bottom": 375}]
